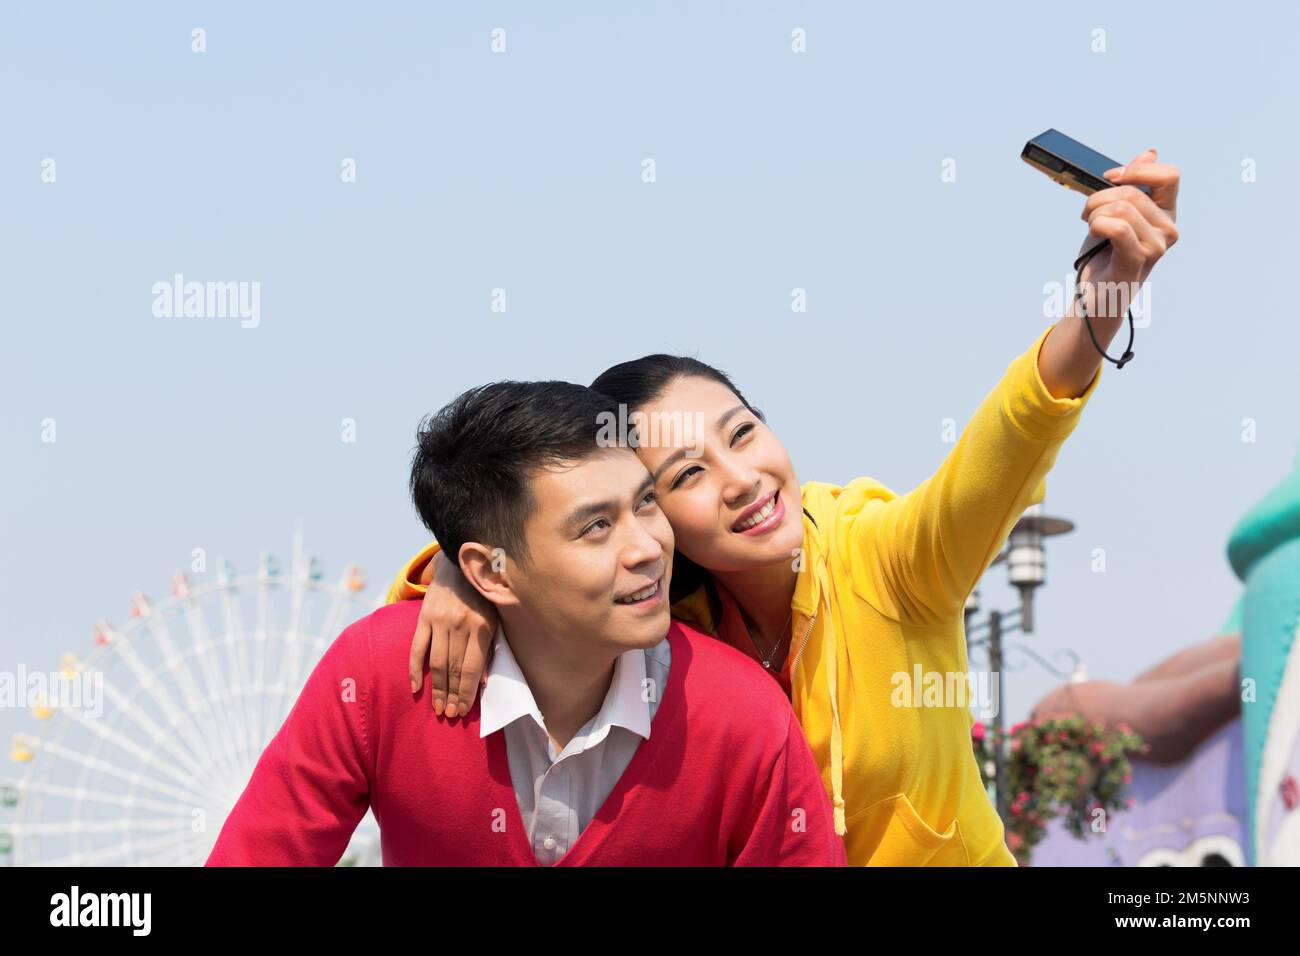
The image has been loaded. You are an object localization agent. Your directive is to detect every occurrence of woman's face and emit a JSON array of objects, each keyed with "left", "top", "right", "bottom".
[{"left": 630, "top": 375, "right": 804, "bottom": 573}]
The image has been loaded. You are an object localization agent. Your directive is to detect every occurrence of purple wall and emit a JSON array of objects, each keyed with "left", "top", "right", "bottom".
[{"left": 1028, "top": 718, "right": 1248, "bottom": 866}]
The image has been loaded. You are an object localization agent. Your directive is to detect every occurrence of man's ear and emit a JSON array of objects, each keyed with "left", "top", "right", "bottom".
[{"left": 457, "top": 542, "right": 521, "bottom": 609}]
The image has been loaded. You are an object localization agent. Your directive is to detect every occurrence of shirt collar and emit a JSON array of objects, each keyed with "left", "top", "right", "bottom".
[{"left": 478, "top": 623, "right": 652, "bottom": 745}]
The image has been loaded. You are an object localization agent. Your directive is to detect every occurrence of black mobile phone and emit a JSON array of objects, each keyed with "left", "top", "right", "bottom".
[{"left": 1022, "top": 129, "right": 1150, "bottom": 196}]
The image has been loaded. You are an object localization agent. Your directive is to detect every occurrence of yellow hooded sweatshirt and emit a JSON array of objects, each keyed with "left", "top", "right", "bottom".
[{"left": 387, "top": 322, "right": 1101, "bottom": 866}]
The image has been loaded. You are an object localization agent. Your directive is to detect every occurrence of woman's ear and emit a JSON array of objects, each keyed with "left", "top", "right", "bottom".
[{"left": 457, "top": 542, "right": 520, "bottom": 608}]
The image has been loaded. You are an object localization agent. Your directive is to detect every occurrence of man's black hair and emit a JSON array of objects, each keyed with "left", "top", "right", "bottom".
[{"left": 410, "top": 380, "right": 617, "bottom": 568}]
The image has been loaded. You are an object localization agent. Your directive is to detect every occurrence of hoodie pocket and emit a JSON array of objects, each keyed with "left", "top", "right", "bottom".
[{"left": 846, "top": 793, "right": 969, "bottom": 867}]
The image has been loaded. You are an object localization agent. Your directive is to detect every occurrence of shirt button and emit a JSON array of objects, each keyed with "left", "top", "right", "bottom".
[{"left": 543, "top": 836, "right": 557, "bottom": 851}]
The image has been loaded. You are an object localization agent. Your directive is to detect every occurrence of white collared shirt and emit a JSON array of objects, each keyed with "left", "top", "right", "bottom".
[{"left": 479, "top": 624, "right": 671, "bottom": 865}]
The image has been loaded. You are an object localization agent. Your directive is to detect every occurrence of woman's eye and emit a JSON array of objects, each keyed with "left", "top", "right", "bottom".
[
  {"left": 670, "top": 465, "right": 702, "bottom": 490},
  {"left": 731, "top": 422, "right": 755, "bottom": 445}
]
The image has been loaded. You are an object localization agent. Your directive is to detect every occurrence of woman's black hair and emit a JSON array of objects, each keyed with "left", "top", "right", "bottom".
[{"left": 590, "top": 354, "right": 764, "bottom": 604}]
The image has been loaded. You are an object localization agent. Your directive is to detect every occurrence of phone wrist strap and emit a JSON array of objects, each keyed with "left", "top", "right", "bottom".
[{"left": 1073, "top": 238, "right": 1136, "bottom": 369}]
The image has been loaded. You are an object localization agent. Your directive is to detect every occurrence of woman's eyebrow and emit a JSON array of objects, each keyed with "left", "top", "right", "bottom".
[
  {"left": 715, "top": 404, "right": 746, "bottom": 431},
  {"left": 652, "top": 450, "right": 686, "bottom": 485}
]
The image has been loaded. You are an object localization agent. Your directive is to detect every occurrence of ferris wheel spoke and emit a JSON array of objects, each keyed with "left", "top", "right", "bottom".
[
  {"left": 219, "top": 589, "right": 263, "bottom": 767},
  {"left": 14, "top": 739, "right": 205, "bottom": 806},
  {"left": 155, "top": 634, "right": 252, "bottom": 785},
  {"left": 316, "top": 576, "right": 355, "bottom": 655},
  {"left": 47, "top": 696, "right": 205, "bottom": 785},
  {"left": 11, "top": 780, "right": 197, "bottom": 817},
  {"left": 144, "top": 615, "right": 209, "bottom": 728},
  {"left": 17, "top": 817, "right": 196, "bottom": 867},
  {"left": 263, "top": 633, "right": 302, "bottom": 744},
  {"left": 286, "top": 579, "right": 308, "bottom": 682},
  {"left": 175, "top": 601, "right": 249, "bottom": 784},
  {"left": 78, "top": 649, "right": 254, "bottom": 800},
  {"left": 246, "top": 581, "right": 271, "bottom": 764},
  {"left": 267, "top": 581, "right": 309, "bottom": 742},
  {"left": 105, "top": 636, "right": 222, "bottom": 774},
  {"left": 88, "top": 672, "right": 210, "bottom": 780},
  {"left": 12, "top": 814, "right": 193, "bottom": 837},
  {"left": 200, "top": 615, "right": 260, "bottom": 782},
  {"left": 142, "top": 613, "right": 244, "bottom": 780}
]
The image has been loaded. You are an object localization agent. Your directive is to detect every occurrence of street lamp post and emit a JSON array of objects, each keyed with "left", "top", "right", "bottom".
[{"left": 963, "top": 504, "right": 1083, "bottom": 821}]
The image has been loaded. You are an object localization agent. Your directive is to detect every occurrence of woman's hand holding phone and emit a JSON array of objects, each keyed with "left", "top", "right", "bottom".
[
  {"left": 1074, "top": 148, "right": 1180, "bottom": 320},
  {"left": 1039, "top": 147, "right": 1181, "bottom": 398}
]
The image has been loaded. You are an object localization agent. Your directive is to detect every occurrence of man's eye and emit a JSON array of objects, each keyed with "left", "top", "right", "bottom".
[
  {"left": 582, "top": 518, "right": 611, "bottom": 537},
  {"left": 670, "top": 465, "right": 702, "bottom": 490},
  {"left": 638, "top": 490, "right": 658, "bottom": 508}
]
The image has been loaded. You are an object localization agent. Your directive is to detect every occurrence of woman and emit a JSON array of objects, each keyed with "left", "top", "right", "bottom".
[{"left": 388, "top": 151, "right": 1180, "bottom": 864}]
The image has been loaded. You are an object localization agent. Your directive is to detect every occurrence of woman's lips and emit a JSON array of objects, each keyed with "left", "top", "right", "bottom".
[{"left": 731, "top": 490, "right": 785, "bottom": 536}]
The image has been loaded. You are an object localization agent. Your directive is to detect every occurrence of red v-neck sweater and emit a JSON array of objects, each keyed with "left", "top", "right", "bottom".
[{"left": 207, "top": 600, "right": 845, "bottom": 866}]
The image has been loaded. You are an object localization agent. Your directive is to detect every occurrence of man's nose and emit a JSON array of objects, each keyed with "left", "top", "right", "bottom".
[{"left": 623, "top": 522, "right": 665, "bottom": 570}]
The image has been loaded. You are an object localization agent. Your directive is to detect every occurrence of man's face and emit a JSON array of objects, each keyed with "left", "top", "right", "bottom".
[{"left": 507, "top": 449, "right": 674, "bottom": 654}]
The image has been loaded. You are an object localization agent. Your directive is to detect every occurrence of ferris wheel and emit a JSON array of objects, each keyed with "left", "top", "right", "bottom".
[{"left": 0, "top": 536, "right": 383, "bottom": 866}]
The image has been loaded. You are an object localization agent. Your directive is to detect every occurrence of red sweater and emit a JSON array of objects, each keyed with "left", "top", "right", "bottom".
[{"left": 206, "top": 601, "right": 845, "bottom": 866}]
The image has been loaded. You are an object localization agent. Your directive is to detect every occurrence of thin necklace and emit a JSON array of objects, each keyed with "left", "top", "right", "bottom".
[{"left": 752, "top": 610, "right": 793, "bottom": 671}]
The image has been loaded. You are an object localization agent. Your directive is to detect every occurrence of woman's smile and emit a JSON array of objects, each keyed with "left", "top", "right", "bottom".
[{"left": 731, "top": 489, "right": 786, "bottom": 536}]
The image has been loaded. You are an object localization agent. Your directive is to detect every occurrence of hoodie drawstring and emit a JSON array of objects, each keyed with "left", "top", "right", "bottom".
[{"left": 814, "top": 556, "right": 847, "bottom": 837}]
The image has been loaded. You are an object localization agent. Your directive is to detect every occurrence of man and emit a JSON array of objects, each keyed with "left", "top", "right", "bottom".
[{"left": 207, "top": 381, "right": 845, "bottom": 866}]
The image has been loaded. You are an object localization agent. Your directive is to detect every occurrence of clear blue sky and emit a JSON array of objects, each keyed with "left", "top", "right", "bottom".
[{"left": 3, "top": 1, "right": 1298, "bottom": 747}]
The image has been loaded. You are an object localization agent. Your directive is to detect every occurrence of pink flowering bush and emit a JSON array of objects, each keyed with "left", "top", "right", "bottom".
[{"left": 971, "top": 715, "right": 1145, "bottom": 864}]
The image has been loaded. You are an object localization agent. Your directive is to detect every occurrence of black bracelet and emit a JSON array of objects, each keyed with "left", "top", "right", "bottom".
[{"left": 1073, "top": 238, "right": 1136, "bottom": 369}]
